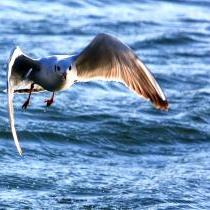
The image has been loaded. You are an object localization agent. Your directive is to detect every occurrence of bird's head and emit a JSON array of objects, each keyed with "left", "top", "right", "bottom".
[{"left": 54, "top": 60, "right": 72, "bottom": 81}]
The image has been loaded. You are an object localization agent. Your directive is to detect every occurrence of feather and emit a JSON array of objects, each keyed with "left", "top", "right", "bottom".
[{"left": 75, "top": 33, "right": 168, "bottom": 110}]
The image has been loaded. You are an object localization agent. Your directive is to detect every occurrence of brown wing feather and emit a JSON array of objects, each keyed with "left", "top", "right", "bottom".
[{"left": 75, "top": 33, "right": 168, "bottom": 110}]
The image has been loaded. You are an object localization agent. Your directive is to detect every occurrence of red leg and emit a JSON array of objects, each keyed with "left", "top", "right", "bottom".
[
  {"left": 22, "top": 83, "right": 34, "bottom": 110},
  {"left": 44, "top": 92, "right": 55, "bottom": 107}
]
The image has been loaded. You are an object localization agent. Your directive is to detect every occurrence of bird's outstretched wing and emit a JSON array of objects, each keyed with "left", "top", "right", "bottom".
[
  {"left": 7, "top": 47, "right": 42, "bottom": 155},
  {"left": 75, "top": 33, "right": 168, "bottom": 110}
]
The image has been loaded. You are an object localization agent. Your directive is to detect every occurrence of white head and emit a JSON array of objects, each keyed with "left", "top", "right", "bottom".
[
  {"left": 54, "top": 58, "right": 71, "bottom": 80},
  {"left": 53, "top": 55, "right": 78, "bottom": 88},
  {"left": 38, "top": 55, "right": 78, "bottom": 90}
]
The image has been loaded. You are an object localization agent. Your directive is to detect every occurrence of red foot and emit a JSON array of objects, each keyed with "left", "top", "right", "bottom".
[
  {"left": 44, "top": 98, "right": 54, "bottom": 107},
  {"left": 22, "top": 99, "right": 30, "bottom": 110}
]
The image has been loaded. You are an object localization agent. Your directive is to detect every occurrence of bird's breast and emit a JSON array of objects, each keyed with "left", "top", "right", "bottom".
[
  {"left": 32, "top": 63, "right": 78, "bottom": 92},
  {"left": 32, "top": 71, "right": 62, "bottom": 92}
]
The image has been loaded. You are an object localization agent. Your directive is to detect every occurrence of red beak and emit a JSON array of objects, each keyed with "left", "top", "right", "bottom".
[{"left": 62, "top": 72, "right": 67, "bottom": 80}]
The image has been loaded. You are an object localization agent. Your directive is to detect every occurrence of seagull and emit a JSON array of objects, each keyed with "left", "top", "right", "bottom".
[{"left": 7, "top": 33, "right": 168, "bottom": 155}]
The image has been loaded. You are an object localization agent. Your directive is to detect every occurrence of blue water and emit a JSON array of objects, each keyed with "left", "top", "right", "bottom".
[{"left": 1, "top": 0, "right": 210, "bottom": 209}]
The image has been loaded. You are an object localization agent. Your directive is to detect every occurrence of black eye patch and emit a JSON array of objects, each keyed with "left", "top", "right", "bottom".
[
  {"left": 69, "top": 65, "right": 71, "bottom": 71},
  {"left": 57, "top": 66, "right": 61, "bottom": 71}
]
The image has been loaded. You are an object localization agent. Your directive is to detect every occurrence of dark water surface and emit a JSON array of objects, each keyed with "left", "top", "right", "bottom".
[{"left": 0, "top": 0, "right": 210, "bottom": 209}]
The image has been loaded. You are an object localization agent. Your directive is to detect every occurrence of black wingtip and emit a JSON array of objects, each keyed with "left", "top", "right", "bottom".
[{"left": 155, "top": 99, "right": 169, "bottom": 111}]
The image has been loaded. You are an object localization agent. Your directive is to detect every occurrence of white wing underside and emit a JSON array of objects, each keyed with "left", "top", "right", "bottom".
[{"left": 76, "top": 33, "right": 168, "bottom": 110}]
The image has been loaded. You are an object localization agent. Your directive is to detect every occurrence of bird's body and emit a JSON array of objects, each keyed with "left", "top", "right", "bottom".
[
  {"left": 12, "top": 53, "right": 78, "bottom": 92},
  {"left": 7, "top": 33, "right": 169, "bottom": 155}
]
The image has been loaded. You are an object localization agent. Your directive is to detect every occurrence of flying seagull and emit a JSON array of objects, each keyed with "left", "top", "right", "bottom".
[{"left": 7, "top": 33, "right": 168, "bottom": 155}]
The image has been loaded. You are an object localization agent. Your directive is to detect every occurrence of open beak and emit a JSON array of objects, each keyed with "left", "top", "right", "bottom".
[{"left": 62, "top": 72, "right": 67, "bottom": 80}]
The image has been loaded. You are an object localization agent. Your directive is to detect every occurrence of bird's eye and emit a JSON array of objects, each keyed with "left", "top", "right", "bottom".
[
  {"left": 57, "top": 66, "right": 61, "bottom": 71},
  {"left": 69, "top": 65, "right": 71, "bottom": 71}
]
